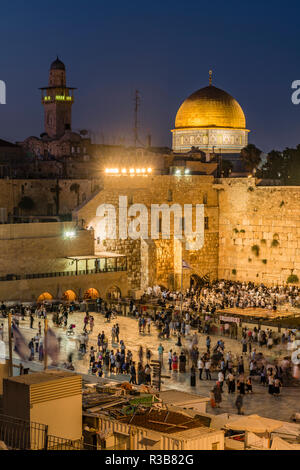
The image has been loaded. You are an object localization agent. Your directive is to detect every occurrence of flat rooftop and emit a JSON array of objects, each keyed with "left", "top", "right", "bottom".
[
  {"left": 158, "top": 390, "right": 210, "bottom": 405},
  {"left": 119, "top": 408, "right": 211, "bottom": 435},
  {"left": 5, "top": 370, "right": 78, "bottom": 385}
]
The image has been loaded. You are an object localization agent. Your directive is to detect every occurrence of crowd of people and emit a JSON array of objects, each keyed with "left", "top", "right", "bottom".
[{"left": 1, "top": 279, "right": 300, "bottom": 417}]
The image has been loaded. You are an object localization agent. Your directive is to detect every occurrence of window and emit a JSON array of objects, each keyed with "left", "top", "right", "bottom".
[
  {"left": 71, "top": 147, "right": 75, "bottom": 153},
  {"left": 128, "top": 195, "right": 133, "bottom": 205},
  {"left": 167, "top": 189, "right": 173, "bottom": 202},
  {"left": 158, "top": 216, "right": 162, "bottom": 234},
  {"left": 204, "top": 216, "right": 209, "bottom": 230},
  {"left": 203, "top": 193, "right": 208, "bottom": 204}
]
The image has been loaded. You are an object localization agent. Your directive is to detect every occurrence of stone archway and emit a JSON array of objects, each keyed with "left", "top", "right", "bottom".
[
  {"left": 62, "top": 289, "right": 77, "bottom": 301},
  {"left": 84, "top": 287, "right": 100, "bottom": 300},
  {"left": 106, "top": 285, "right": 121, "bottom": 300},
  {"left": 37, "top": 292, "right": 53, "bottom": 302},
  {"left": 190, "top": 273, "right": 210, "bottom": 290}
]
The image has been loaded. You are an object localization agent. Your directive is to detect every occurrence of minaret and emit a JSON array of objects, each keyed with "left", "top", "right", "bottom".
[{"left": 39, "top": 57, "right": 76, "bottom": 138}]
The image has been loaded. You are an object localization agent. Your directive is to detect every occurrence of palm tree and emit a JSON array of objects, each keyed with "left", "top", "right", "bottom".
[{"left": 70, "top": 183, "right": 80, "bottom": 206}]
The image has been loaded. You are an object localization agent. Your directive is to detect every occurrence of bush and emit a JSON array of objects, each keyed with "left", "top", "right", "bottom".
[
  {"left": 287, "top": 274, "right": 299, "bottom": 284},
  {"left": 271, "top": 239, "right": 279, "bottom": 247},
  {"left": 251, "top": 245, "right": 260, "bottom": 257},
  {"left": 262, "top": 259, "right": 267, "bottom": 264},
  {"left": 248, "top": 258, "right": 252, "bottom": 262},
  {"left": 233, "top": 228, "right": 239, "bottom": 233},
  {"left": 260, "top": 239, "right": 266, "bottom": 244},
  {"left": 279, "top": 201, "right": 285, "bottom": 207},
  {"left": 232, "top": 269, "right": 237, "bottom": 275},
  {"left": 240, "top": 229, "right": 245, "bottom": 233},
  {"left": 248, "top": 187, "right": 254, "bottom": 192}
]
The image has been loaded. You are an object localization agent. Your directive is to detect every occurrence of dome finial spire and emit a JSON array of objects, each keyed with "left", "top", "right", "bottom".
[{"left": 209, "top": 70, "right": 212, "bottom": 86}]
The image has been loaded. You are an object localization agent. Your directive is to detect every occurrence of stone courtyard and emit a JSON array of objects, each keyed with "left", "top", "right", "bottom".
[{"left": 2, "top": 309, "right": 300, "bottom": 422}]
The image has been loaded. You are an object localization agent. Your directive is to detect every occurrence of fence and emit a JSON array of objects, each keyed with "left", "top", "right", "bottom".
[{"left": 0, "top": 414, "right": 97, "bottom": 450}]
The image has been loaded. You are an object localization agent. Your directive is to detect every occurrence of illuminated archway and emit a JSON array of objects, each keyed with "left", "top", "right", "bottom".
[
  {"left": 37, "top": 292, "right": 53, "bottom": 302},
  {"left": 62, "top": 289, "right": 77, "bottom": 301},
  {"left": 106, "top": 286, "right": 121, "bottom": 300},
  {"left": 84, "top": 288, "right": 100, "bottom": 300}
]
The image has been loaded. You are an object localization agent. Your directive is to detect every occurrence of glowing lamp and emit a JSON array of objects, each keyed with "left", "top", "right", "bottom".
[
  {"left": 147, "top": 168, "right": 152, "bottom": 173},
  {"left": 129, "top": 168, "right": 135, "bottom": 174}
]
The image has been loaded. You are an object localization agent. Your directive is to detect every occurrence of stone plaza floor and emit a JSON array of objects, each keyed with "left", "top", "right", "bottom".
[{"left": 2, "top": 309, "right": 300, "bottom": 422}]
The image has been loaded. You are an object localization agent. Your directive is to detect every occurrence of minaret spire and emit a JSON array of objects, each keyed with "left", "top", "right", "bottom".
[{"left": 209, "top": 70, "right": 212, "bottom": 86}]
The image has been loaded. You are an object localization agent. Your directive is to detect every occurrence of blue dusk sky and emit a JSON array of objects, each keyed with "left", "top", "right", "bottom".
[{"left": 0, "top": 0, "right": 300, "bottom": 152}]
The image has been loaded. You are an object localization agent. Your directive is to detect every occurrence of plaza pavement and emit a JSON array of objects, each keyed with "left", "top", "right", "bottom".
[{"left": 1, "top": 309, "right": 299, "bottom": 422}]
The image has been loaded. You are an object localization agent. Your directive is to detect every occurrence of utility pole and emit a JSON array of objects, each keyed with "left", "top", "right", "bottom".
[
  {"left": 44, "top": 318, "right": 48, "bottom": 371},
  {"left": 8, "top": 313, "right": 13, "bottom": 376},
  {"left": 133, "top": 90, "right": 140, "bottom": 148}
]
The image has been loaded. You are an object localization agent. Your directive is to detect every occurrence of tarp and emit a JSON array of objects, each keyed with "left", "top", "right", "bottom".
[
  {"left": 271, "top": 436, "right": 300, "bottom": 450},
  {"left": 224, "top": 414, "right": 282, "bottom": 433}
]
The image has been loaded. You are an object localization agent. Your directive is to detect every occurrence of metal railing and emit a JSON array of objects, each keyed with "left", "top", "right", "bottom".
[
  {"left": 0, "top": 265, "right": 127, "bottom": 282},
  {"left": 0, "top": 414, "right": 97, "bottom": 450},
  {"left": 0, "top": 414, "right": 47, "bottom": 450}
]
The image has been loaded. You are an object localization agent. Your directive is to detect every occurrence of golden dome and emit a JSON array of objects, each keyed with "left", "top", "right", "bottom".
[{"left": 175, "top": 85, "right": 246, "bottom": 130}]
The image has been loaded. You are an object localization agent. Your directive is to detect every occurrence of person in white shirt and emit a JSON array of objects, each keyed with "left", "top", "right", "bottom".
[
  {"left": 218, "top": 370, "right": 224, "bottom": 391},
  {"left": 198, "top": 358, "right": 204, "bottom": 380},
  {"left": 205, "top": 360, "right": 211, "bottom": 380}
]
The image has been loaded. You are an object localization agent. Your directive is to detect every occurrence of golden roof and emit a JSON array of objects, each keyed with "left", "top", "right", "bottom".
[{"left": 175, "top": 85, "right": 246, "bottom": 130}]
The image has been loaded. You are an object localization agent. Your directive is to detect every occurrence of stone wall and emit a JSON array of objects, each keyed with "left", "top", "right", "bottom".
[
  {"left": 0, "top": 271, "right": 128, "bottom": 302},
  {"left": 75, "top": 175, "right": 219, "bottom": 290},
  {"left": 0, "top": 179, "right": 96, "bottom": 219},
  {"left": 0, "top": 222, "right": 94, "bottom": 277},
  {"left": 218, "top": 178, "right": 300, "bottom": 285}
]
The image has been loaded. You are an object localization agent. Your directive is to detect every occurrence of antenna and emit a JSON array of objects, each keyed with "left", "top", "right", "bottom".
[
  {"left": 133, "top": 89, "right": 140, "bottom": 148},
  {"left": 209, "top": 70, "right": 212, "bottom": 86}
]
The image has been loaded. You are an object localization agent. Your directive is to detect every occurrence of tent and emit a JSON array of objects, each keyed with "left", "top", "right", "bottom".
[{"left": 224, "top": 414, "right": 282, "bottom": 434}]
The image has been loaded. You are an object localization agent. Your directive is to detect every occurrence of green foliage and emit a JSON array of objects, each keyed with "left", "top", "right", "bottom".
[
  {"left": 251, "top": 245, "right": 260, "bottom": 257},
  {"left": 279, "top": 200, "right": 285, "bottom": 207},
  {"left": 287, "top": 274, "right": 299, "bottom": 284},
  {"left": 232, "top": 269, "right": 237, "bottom": 275},
  {"left": 233, "top": 228, "right": 239, "bottom": 233},
  {"left": 248, "top": 258, "right": 252, "bottom": 262},
  {"left": 248, "top": 186, "right": 254, "bottom": 192},
  {"left": 260, "top": 239, "right": 266, "bottom": 244},
  {"left": 262, "top": 259, "right": 267, "bottom": 264},
  {"left": 271, "top": 239, "right": 279, "bottom": 247},
  {"left": 273, "top": 233, "right": 279, "bottom": 239},
  {"left": 240, "top": 144, "right": 262, "bottom": 172},
  {"left": 240, "top": 229, "right": 245, "bottom": 233},
  {"left": 257, "top": 145, "right": 300, "bottom": 184}
]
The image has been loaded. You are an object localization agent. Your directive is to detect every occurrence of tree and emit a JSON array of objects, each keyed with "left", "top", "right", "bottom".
[
  {"left": 18, "top": 196, "right": 35, "bottom": 214},
  {"left": 258, "top": 150, "right": 286, "bottom": 180},
  {"left": 221, "top": 160, "right": 233, "bottom": 177},
  {"left": 240, "top": 144, "right": 262, "bottom": 173},
  {"left": 258, "top": 145, "right": 300, "bottom": 184},
  {"left": 70, "top": 183, "right": 81, "bottom": 206}
]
